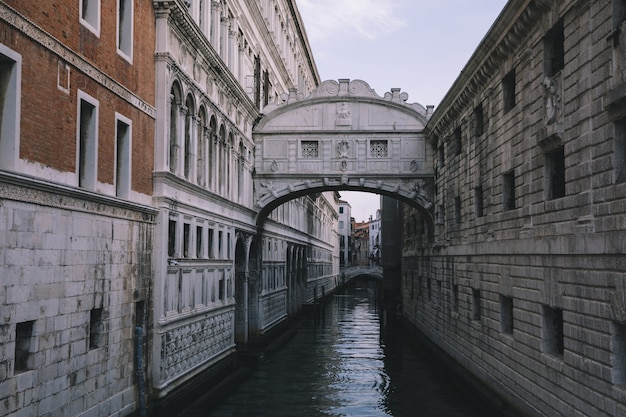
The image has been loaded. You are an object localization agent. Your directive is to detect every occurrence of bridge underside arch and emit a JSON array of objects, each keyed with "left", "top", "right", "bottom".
[{"left": 255, "top": 182, "right": 434, "bottom": 239}]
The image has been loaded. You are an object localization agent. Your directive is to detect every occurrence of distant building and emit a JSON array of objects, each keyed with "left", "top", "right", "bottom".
[
  {"left": 352, "top": 220, "right": 369, "bottom": 266},
  {"left": 338, "top": 199, "right": 352, "bottom": 266},
  {"left": 369, "top": 209, "right": 381, "bottom": 265}
]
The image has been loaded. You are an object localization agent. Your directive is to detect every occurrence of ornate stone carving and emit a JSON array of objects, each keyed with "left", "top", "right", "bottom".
[
  {"left": 336, "top": 103, "right": 351, "bottom": 126},
  {"left": 543, "top": 76, "right": 560, "bottom": 125},
  {"left": 159, "top": 310, "right": 234, "bottom": 383},
  {"left": 337, "top": 140, "right": 350, "bottom": 158}
]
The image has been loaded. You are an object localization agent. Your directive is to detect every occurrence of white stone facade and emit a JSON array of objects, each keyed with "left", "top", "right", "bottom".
[{"left": 150, "top": 0, "right": 339, "bottom": 401}]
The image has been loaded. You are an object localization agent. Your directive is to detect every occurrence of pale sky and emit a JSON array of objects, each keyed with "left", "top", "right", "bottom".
[{"left": 295, "top": 0, "right": 508, "bottom": 222}]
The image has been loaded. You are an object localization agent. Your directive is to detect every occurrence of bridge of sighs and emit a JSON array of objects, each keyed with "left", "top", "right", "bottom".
[{"left": 252, "top": 78, "right": 435, "bottom": 231}]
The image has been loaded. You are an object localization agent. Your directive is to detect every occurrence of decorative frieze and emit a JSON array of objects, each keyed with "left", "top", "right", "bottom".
[{"left": 159, "top": 309, "right": 234, "bottom": 384}]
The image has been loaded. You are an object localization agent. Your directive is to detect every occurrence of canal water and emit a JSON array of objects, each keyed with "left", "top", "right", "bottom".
[{"left": 179, "top": 279, "right": 495, "bottom": 417}]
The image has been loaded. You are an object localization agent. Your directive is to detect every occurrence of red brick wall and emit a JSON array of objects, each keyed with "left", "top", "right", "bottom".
[{"left": 1, "top": 1, "right": 155, "bottom": 195}]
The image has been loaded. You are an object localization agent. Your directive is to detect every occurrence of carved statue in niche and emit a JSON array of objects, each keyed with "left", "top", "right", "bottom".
[{"left": 543, "top": 76, "right": 560, "bottom": 125}]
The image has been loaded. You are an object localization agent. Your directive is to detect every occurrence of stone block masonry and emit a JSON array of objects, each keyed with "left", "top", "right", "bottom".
[
  {"left": 402, "top": 1, "right": 626, "bottom": 416},
  {"left": 0, "top": 173, "right": 155, "bottom": 417}
]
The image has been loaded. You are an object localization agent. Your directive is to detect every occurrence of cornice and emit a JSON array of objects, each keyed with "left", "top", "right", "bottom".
[
  {"left": 0, "top": 170, "right": 157, "bottom": 221},
  {"left": 426, "top": 0, "right": 550, "bottom": 139}
]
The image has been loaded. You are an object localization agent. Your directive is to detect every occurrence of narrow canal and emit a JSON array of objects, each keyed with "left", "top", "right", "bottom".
[{"left": 178, "top": 278, "right": 498, "bottom": 417}]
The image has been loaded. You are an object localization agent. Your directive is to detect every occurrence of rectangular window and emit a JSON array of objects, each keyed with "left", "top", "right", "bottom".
[
  {"left": 339, "top": 220, "right": 344, "bottom": 229},
  {"left": 542, "top": 305, "right": 564, "bottom": 357},
  {"left": 168, "top": 219, "right": 176, "bottom": 257},
  {"left": 474, "top": 186, "right": 484, "bottom": 217},
  {"left": 0, "top": 46, "right": 21, "bottom": 171},
  {"left": 615, "top": 118, "right": 626, "bottom": 183},
  {"left": 500, "top": 296, "right": 514, "bottom": 334},
  {"left": 474, "top": 103, "right": 484, "bottom": 137},
  {"left": 14, "top": 321, "right": 34, "bottom": 373},
  {"left": 544, "top": 19, "right": 564, "bottom": 77},
  {"left": 612, "top": 321, "right": 626, "bottom": 386},
  {"left": 438, "top": 138, "right": 444, "bottom": 167},
  {"left": 502, "top": 171, "right": 516, "bottom": 211},
  {"left": 218, "top": 230, "right": 223, "bottom": 258},
  {"left": 471, "top": 289, "right": 481, "bottom": 321},
  {"left": 77, "top": 92, "right": 98, "bottom": 190},
  {"left": 339, "top": 207, "right": 344, "bottom": 214},
  {"left": 370, "top": 140, "right": 388, "bottom": 158},
  {"left": 454, "top": 126, "right": 462, "bottom": 155},
  {"left": 301, "top": 141, "right": 319, "bottom": 158},
  {"left": 89, "top": 308, "right": 104, "bottom": 350},
  {"left": 208, "top": 228, "right": 214, "bottom": 258},
  {"left": 117, "top": 0, "right": 133, "bottom": 62},
  {"left": 546, "top": 146, "right": 565, "bottom": 199},
  {"left": 503, "top": 69, "right": 516, "bottom": 113},
  {"left": 183, "top": 223, "right": 190, "bottom": 258},
  {"left": 196, "top": 225, "right": 203, "bottom": 258},
  {"left": 115, "top": 115, "right": 131, "bottom": 198},
  {"left": 454, "top": 196, "right": 461, "bottom": 224},
  {"left": 80, "top": 0, "right": 101, "bottom": 36}
]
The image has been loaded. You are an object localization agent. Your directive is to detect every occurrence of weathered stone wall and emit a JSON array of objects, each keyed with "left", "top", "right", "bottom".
[
  {"left": 0, "top": 174, "right": 155, "bottom": 417},
  {"left": 403, "top": 1, "right": 626, "bottom": 416}
]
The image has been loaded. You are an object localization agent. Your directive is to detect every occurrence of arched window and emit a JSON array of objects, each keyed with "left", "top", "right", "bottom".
[
  {"left": 169, "top": 82, "right": 182, "bottom": 173},
  {"left": 218, "top": 124, "right": 226, "bottom": 194},
  {"left": 238, "top": 140, "right": 245, "bottom": 202},
  {"left": 209, "top": 115, "right": 217, "bottom": 190},
  {"left": 197, "top": 106, "right": 207, "bottom": 186},
  {"left": 184, "top": 94, "right": 195, "bottom": 180},
  {"left": 227, "top": 131, "right": 234, "bottom": 196}
]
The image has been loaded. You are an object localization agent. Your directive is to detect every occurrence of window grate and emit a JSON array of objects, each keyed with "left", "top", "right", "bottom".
[
  {"left": 370, "top": 140, "right": 388, "bottom": 158},
  {"left": 301, "top": 141, "right": 319, "bottom": 158}
]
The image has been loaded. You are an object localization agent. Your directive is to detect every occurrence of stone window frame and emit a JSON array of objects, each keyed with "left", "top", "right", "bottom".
[
  {"left": 502, "top": 69, "right": 516, "bottom": 113},
  {"left": 89, "top": 308, "right": 105, "bottom": 350},
  {"left": 117, "top": 0, "right": 134, "bottom": 63},
  {"left": 543, "top": 18, "right": 564, "bottom": 78},
  {"left": 0, "top": 43, "right": 21, "bottom": 171},
  {"left": 80, "top": 0, "right": 101, "bottom": 37},
  {"left": 544, "top": 145, "right": 566, "bottom": 200},
  {"left": 542, "top": 305, "right": 564, "bottom": 358},
  {"left": 474, "top": 186, "right": 484, "bottom": 218},
  {"left": 77, "top": 90, "right": 99, "bottom": 190},
  {"left": 301, "top": 140, "right": 319, "bottom": 158},
  {"left": 114, "top": 112, "right": 132, "bottom": 199},
  {"left": 474, "top": 102, "right": 485, "bottom": 137},
  {"left": 14, "top": 321, "right": 35, "bottom": 373},
  {"left": 611, "top": 321, "right": 626, "bottom": 386},
  {"left": 454, "top": 126, "right": 462, "bottom": 155},
  {"left": 500, "top": 295, "right": 514, "bottom": 335},
  {"left": 502, "top": 170, "right": 516, "bottom": 211},
  {"left": 614, "top": 117, "right": 626, "bottom": 183},
  {"left": 471, "top": 288, "right": 481, "bottom": 321},
  {"left": 369, "top": 139, "right": 389, "bottom": 158}
]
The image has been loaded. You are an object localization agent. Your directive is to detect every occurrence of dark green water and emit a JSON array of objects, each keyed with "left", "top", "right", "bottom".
[{"left": 182, "top": 280, "right": 493, "bottom": 417}]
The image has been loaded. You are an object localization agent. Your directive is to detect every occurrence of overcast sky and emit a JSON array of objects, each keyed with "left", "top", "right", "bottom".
[{"left": 295, "top": 0, "right": 508, "bottom": 222}]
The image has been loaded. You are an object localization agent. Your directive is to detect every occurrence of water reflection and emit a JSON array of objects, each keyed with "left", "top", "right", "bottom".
[{"left": 185, "top": 279, "right": 489, "bottom": 417}]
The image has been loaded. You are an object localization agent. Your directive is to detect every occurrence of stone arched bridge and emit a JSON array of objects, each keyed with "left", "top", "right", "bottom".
[{"left": 253, "top": 79, "right": 435, "bottom": 234}]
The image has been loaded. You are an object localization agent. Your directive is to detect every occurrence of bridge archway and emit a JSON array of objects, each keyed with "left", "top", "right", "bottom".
[{"left": 253, "top": 79, "right": 435, "bottom": 237}]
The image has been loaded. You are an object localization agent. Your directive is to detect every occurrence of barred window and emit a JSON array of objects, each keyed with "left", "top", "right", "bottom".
[
  {"left": 301, "top": 141, "right": 319, "bottom": 158},
  {"left": 370, "top": 140, "right": 388, "bottom": 158}
]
